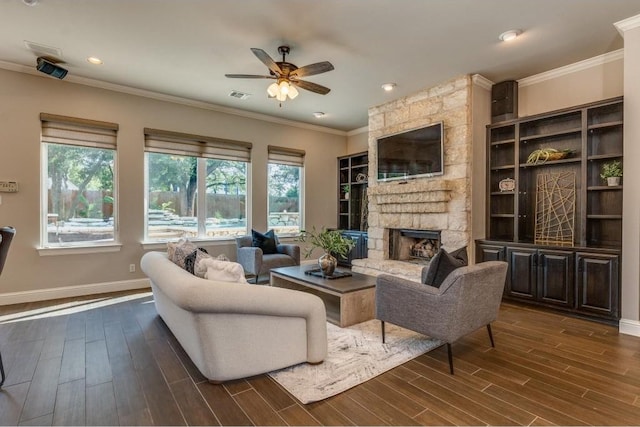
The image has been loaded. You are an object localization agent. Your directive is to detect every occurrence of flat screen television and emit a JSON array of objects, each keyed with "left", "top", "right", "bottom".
[{"left": 377, "top": 121, "right": 444, "bottom": 182}]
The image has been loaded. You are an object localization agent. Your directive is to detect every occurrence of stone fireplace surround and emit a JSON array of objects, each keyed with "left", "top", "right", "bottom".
[{"left": 351, "top": 75, "right": 472, "bottom": 282}]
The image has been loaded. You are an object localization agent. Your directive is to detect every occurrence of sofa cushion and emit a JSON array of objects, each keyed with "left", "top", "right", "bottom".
[
  {"left": 185, "top": 248, "right": 211, "bottom": 277},
  {"left": 199, "top": 258, "right": 248, "bottom": 283},
  {"left": 194, "top": 253, "right": 230, "bottom": 278},
  {"left": 252, "top": 229, "right": 278, "bottom": 254},
  {"left": 423, "top": 246, "right": 468, "bottom": 288},
  {"left": 167, "top": 238, "right": 197, "bottom": 269}
]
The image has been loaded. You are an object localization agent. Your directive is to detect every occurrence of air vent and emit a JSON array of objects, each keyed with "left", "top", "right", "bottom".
[
  {"left": 229, "top": 90, "right": 251, "bottom": 100},
  {"left": 24, "top": 41, "right": 63, "bottom": 61}
]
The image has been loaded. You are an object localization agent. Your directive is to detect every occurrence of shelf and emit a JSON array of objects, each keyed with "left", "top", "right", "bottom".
[
  {"left": 587, "top": 215, "right": 622, "bottom": 220},
  {"left": 588, "top": 121, "right": 623, "bottom": 131},
  {"left": 587, "top": 186, "right": 623, "bottom": 191},
  {"left": 490, "top": 139, "right": 515, "bottom": 146},
  {"left": 491, "top": 214, "right": 515, "bottom": 218},
  {"left": 520, "top": 127, "right": 581, "bottom": 142},
  {"left": 587, "top": 153, "right": 623, "bottom": 161},
  {"left": 519, "top": 158, "right": 581, "bottom": 168},
  {"left": 491, "top": 191, "right": 515, "bottom": 196},
  {"left": 491, "top": 165, "right": 515, "bottom": 171}
]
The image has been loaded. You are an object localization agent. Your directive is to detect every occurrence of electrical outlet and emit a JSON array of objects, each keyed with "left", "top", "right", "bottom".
[{"left": 129, "top": 264, "right": 136, "bottom": 273}]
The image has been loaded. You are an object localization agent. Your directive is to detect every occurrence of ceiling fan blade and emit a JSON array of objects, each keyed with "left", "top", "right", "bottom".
[
  {"left": 250, "top": 48, "right": 283, "bottom": 76},
  {"left": 225, "top": 74, "right": 275, "bottom": 79},
  {"left": 292, "top": 79, "right": 331, "bottom": 95},
  {"left": 290, "top": 61, "right": 334, "bottom": 78}
]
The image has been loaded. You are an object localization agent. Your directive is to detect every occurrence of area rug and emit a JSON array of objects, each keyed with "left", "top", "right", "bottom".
[{"left": 268, "top": 319, "right": 443, "bottom": 403}]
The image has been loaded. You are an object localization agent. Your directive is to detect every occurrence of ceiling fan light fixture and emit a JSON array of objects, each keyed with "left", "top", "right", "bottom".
[
  {"left": 267, "top": 82, "right": 279, "bottom": 97},
  {"left": 288, "top": 84, "right": 299, "bottom": 99}
]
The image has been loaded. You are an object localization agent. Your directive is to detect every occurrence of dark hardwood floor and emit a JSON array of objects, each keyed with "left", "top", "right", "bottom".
[{"left": 1, "top": 289, "right": 639, "bottom": 426}]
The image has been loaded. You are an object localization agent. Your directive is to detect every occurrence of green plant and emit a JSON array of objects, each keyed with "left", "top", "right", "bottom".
[
  {"left": 298, "top": 227, "right": 356, "bottom": 259},
  {"left": 600, "top": 160, "right": 623, "bottom": 179},
  {"left": 341, "top": 184, "right": 350, "bottom": 193}
]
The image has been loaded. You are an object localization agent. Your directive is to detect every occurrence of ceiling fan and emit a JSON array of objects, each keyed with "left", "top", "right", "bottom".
[{"left": 225, "top": 46, "right": 334, "bottom": 102}]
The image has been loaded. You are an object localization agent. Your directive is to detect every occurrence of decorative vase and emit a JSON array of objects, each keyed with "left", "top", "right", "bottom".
[
  {"left": 607, "top": 176, "right": 621, "bottom": 186},
  {"left": 318, "top": 252, "right": 337, "bottom": 276},
  {"left": 344, "top": 192, "right": 350, "bottom": 200}
]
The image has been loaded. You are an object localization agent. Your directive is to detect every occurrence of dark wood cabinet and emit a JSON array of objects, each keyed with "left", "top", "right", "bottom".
[
  {"left": 477, "top": 240, "right": 617, "bottom": 322},
  {"left": 576, "top": 252, "right": 619, "bottom": 318},
  {"left": 337, "top": 152, "right": 368, "bottom": 267}
]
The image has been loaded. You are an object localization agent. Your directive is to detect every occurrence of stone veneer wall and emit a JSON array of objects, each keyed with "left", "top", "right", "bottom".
[{"left": 352, "top": 75, "right": 472, "bottom": 280}]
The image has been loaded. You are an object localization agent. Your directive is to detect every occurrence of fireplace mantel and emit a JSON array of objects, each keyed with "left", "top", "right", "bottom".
[{"left": 367, "top": 180, "right": 452, "bottom": 214}]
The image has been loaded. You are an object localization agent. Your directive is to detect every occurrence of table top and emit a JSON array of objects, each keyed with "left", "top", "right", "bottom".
[{"left": 270, "top": 265, "right": 376, "bottom": 294}]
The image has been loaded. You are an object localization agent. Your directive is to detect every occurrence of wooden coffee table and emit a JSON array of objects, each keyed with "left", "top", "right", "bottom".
[{"left": 270, "top": 265, "right": 376, "bottom": 327}]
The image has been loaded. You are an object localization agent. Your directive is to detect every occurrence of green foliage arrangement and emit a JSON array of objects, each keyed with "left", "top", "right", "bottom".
[
  {"left": 298, "top": 227, "right": 356, "bottom": 259},
  {"left": 341, "top": 184, "right": 350, "bottom": 193},
  {"left": 600, "top": 160, "right": 623, "bottom": 179}
]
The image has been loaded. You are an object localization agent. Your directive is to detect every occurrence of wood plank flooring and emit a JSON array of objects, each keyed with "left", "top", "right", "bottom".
[{"left": 1, "top": 289, "right": 639, "bottom": 426}]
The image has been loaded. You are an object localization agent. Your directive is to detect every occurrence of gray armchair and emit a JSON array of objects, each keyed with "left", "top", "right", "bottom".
[
  {"left": 375, "top": 261, "right": 508, "bottom": 374},
  {"left": 0, "top": 226, "right": 16, "bottom": 388},
  {"left": 236, "top": 236, "right": 300, "bottom": 283}
]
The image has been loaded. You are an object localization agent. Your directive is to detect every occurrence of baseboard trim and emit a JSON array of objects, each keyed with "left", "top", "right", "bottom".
[
  {"left": 619, "top": 318, "right": 640, "bottom": 337},
  {"left": 0, "top": 279, "right": 151, "bottom": 306}
]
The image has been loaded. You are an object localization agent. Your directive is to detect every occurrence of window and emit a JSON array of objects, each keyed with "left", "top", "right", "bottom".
[
  {"left": 41, "top": 114, "right": 118, "bottom": 247},
  {"left": 267, "top": 146, "right": 304, "bottom": 236},
  {"left": 144, "top": 128, "right": 251, "bottom": 241}
]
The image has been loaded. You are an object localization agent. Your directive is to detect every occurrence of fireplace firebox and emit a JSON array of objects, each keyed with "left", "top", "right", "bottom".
[{"left": 388, "top": 229, "right": 441, "bottom": 264}]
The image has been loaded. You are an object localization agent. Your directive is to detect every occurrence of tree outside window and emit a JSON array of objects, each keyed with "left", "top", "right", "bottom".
[
  {"left": 146, "top": 153, "right": 248, "bottom": 240},
  {"left": 268, "top": 163, "right": 302, "bottom": 235}
]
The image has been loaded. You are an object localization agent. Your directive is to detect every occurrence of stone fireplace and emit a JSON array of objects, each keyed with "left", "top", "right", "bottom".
[{"left": 351, "top": 75, "right": 473, "bottom": 281}]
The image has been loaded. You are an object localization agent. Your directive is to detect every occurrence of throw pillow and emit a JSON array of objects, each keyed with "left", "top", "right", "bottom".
[
  {"left": 194, "top": 253, "right": 229, "bottom": 278},
  {"left": 199, "top": 258, "right": 248, "bottom": 284},
  {"left": 185, "top": 248, "right": 211, "bottom": 277},
  {"left": 167, "top": 238, "right": 197, "bottom": 269},
  {"left": 251, "top": 229, "right": 278, "bottom": 254},
  {"left": 423, "top": 246, "right": 468, "bottom": 288}
]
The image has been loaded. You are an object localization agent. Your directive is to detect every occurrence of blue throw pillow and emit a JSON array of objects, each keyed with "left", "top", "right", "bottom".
[
  {"left": 251, "top": 229, "right": 278, "bottom": 254},
  {"left": 423, "top": 246, "right": 468, "bottom": 288}
]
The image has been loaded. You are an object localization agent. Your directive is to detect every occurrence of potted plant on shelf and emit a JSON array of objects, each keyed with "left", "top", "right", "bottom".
[
  {"left": 298, "top": 227, "right": 356, "bottom": 276},
  {"left": 342, "top": 184, "right": 350, "bottom": 200},
  {"left": 600, "top": 160, "right": 623, "bottom": 186}
]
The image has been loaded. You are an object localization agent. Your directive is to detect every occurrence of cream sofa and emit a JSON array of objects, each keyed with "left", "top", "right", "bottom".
[{"left": 140, "top": 251, "right": 327, "bottom": 383}]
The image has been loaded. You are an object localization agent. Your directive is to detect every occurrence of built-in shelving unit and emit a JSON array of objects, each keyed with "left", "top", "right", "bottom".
[
  {"left": 478, "top": 97, "right": 623, "bottom": 323},
  {"left": 337, "top": 152, "right": 368, "bottom": 266}
]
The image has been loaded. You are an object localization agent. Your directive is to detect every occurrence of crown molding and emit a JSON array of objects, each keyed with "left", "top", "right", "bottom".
[
  {"left": 614, "top": 14, "right": 640, "bottom": 36},
  {"left": 347, "top": 126, "right": 369, "bottom": 136},
  {"left": 518, "top": 49, "right": 624, "bottom": 88},
  {"left": 472, "top": 74, "right": 493, "bottom": 90},
  {"left": 0, "top": 60, "right": 348, "bottom": 137}
]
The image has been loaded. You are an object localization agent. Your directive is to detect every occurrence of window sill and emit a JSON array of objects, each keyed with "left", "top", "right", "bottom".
[
  {"left": 141, "top": 237, "right": 237, "bottom": 251},
  {"left": 38, "top": 243, "right": 122, "bottom": 256}
]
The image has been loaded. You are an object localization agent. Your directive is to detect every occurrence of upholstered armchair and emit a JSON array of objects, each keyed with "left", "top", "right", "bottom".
[
  {"left": 375, "top": 261, "right": 508, "bottom": 374},
  {"left": 0, "top": 226, "right": 16, "bottom": 387},
  {"left": 236, "top": 235, "right": 300, "bottom": 283}
]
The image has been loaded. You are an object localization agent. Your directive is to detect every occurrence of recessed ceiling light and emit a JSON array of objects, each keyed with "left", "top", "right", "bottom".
[
  {"left": 499, "top": 30, "right": 522, "bottom": 42},
  {"left": 22, "top": 0, "right": 39, "bottom": 6},
  {"left": 381, "top": 83, "right": 397, "bottom": 92},
  {"left": 87, "top": 57, "right": 103, "bottom": 65},
  {"left": 313, "top": 112, "right": 325, "bottom": 118}
]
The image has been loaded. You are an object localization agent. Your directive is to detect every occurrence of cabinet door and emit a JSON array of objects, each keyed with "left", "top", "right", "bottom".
[
  {"left": 476, "top": 243, "right": 505, "bottom": 263},
  {"left": 538, "top": 250, "right": 574, "bottom": 308},
  {"left": 506, "top": 247, "right": 537, "bottom": 299},
  {"left": 576, "top": 252, "right": 619, "bottom": 318}
]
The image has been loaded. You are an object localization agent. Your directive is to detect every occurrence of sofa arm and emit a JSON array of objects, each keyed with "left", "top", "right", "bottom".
[
  {"left": 277, "top": 244, "right": 300, "bottom": 265},
  {"left": 237, "top": 246, "right": 262, "bottom": 276}
]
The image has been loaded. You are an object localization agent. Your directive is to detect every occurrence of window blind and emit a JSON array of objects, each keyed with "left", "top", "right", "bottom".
[
  {"left": 144, "top": 128, "right": 252, "bottom": 162},
  {"left": 268, "top": 145, "right": 305, "bottom": 166},
  {"left": 40, "top": 113, "right": 118, "bottom": 149}
]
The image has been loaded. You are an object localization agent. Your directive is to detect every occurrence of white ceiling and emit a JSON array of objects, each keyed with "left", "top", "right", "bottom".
[{"left": 1, "top": 0, "right": 639, "bottom": 132}]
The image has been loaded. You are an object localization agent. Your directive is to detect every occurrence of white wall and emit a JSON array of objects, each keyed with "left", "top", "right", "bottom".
[{"left": 0, "top": 69, "right": 347, "bottom": 300}]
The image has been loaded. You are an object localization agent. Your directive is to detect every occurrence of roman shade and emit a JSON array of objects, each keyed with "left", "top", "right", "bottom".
[
  {"left": 268, "top": 145, "right": 305, "bottom": 166},
  {"left": 144, "top": 128, "right": 252, "bottom": 162},
  {"left": 40, "top": 113, "right": 118, "bottom": 149}
]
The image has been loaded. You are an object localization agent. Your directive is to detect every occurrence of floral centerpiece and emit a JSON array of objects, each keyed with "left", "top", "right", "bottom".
[{"left": 298, "top": 227, "right": 355, "bottom": 276}]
